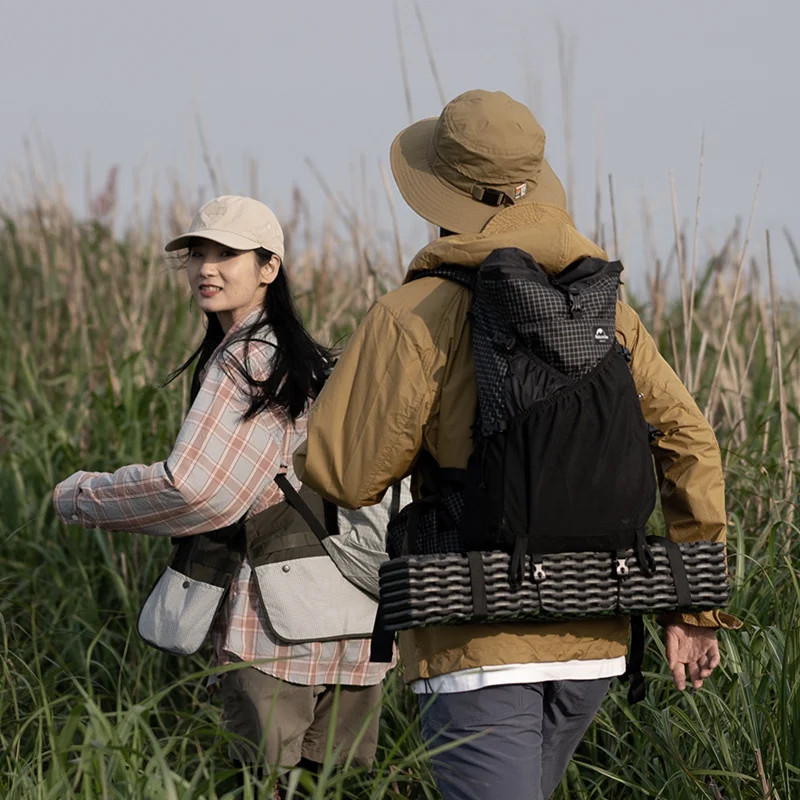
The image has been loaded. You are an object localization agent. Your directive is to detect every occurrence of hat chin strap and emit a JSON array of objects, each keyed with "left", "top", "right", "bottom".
[{"left": 471, "top": 185, "right": 516, "bottom": 207}]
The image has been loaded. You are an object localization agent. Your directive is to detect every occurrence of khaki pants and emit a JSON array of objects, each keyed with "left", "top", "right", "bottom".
[{"left": 220, "top": 667, "right": 382, "bottom": 769}]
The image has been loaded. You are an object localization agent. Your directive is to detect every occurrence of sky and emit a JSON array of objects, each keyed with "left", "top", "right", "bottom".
[{"left": 2, "top": 0, "right": 798, "bottom": 290}]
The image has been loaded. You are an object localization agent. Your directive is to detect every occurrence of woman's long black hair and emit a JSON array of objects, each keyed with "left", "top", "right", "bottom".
[{"left": 167, "top": 247, "right": 332, "bottom": 422}]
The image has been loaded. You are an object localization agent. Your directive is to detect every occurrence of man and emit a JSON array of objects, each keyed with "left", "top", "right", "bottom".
[{"left": 294, "top": 90, "right": 738, "bottom": 799}]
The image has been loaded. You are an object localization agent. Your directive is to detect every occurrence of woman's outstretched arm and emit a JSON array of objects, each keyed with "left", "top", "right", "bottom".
[{"left": 53, "top": 344, "right": 289, "bottom": 536}]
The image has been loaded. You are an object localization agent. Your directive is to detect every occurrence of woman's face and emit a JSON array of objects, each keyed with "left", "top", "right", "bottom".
[{"left": 186, "top": 239, "right": 280, "bottom": 331}]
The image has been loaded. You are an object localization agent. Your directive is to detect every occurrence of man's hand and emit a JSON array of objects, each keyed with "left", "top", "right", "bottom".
[{"left": 665, "top": 623, "right": 721, "bottom": 691}]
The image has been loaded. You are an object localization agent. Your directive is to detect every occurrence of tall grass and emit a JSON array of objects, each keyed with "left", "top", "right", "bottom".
[{"left": 1, "top": 167, "right": 798, "bottom": 798}]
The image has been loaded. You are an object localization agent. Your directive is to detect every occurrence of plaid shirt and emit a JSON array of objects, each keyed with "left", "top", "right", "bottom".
[{"left": 54, "top": 309, "right": 390, "bottom": 686}]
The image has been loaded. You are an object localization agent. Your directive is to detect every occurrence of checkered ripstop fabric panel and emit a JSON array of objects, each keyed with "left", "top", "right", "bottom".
[
  {"left": 410, "top": 266, "right": 508, "bottom": 436},
  {"left": 481, "top": 272, "right": 619, "bottom": 378},
  {"left": 475, "top": 270, "right": 619, "bottom": 434},
  {"left": 387, "top": 490, "right": 466, "bottom": 556},
  {"left": 413, "top": 263, "right": 621, "bottom": 437},
  {"left": 471, "top": 295, "right": 512, "bottom": 435}
]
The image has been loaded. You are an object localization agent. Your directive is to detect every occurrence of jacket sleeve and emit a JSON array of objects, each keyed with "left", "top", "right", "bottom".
[
  {"left": 617, "top": 302, "right": 740, "bottom": 630},
  {"left": 294, "top": 301, "right": 434, "bottom": 509}
]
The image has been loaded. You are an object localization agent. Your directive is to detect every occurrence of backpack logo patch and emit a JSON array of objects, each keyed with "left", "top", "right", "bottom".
[{"left": 594, "top": 327, "right": 609, "bottom": 342}]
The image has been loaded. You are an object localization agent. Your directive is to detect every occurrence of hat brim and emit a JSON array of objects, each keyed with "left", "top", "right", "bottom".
[
  {"left": 390, "top": 118, "right": 567, "bottom": 235},
  {"left": 164, "top": 229, "right": 262, "bottom": 253}
]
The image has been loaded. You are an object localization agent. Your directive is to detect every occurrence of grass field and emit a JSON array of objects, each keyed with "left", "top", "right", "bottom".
[{"left": 1, "top": 176, "right": 798, "bottom": 799}]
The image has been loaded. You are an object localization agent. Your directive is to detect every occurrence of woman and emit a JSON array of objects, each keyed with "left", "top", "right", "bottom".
[{"left": 53, "top": 195, "right": 396, "bottom": 778}]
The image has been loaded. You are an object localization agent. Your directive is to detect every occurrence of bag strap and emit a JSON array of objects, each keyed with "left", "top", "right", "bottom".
[
  {"left": 274, "top": 421, "right": 340, "bottom": 541},
  {"left": 168, "top": 520, "right": 246, "bottom": 589},
  {"left": 661, "top": 537, "right": 693, "bottom": 608},
  {"left": 369, "top": 602, "right": 395, "bottom": 663},
  {"left": 323, "top": 499, "right": 340, "bottom": 536},
  {"left": 371, "top": 481, "right": 406, "bottom": 662},
  {"left": 390, "top": 482, "right": 402, "bottom": 520},
  {"left": 624, "top": 615, "right": 647, "bottom": 704},
  {"left": 274, "top": 473, "right": 330, "bottom": 544},
  {"left": 467, "top": 551, "right": 489, "bottom": 622},
  {"left": 408, "top": 264, "right": 477, "bottom": 291}
]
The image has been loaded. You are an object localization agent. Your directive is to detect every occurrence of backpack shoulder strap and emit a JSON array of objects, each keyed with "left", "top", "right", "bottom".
[{"left": 408, "top": 265, "right": 477, "bottom": 290}]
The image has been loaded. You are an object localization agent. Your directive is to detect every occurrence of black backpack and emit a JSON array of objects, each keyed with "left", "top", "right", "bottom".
[
  {"left": 389, "top": 247, "right": 656, "bottom": 565},
  {"left": 377, "top": 247, "right": 660, "bottom": 699}
]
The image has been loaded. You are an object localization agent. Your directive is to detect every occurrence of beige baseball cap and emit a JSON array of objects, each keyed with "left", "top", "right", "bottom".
[
  {"left": 390, "top": 90, "right": 566, "bottom": 234},
  {"left": 165, "top": 195, "right": 285, "bottom": 259}
]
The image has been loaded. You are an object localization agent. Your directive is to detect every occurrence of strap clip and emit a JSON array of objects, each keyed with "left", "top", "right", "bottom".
[
  {"left": 568, "top": 287, "right": 584, "bottom": 318},
  {"left": 471, "top": 184, "right": 511, "bottom": 207}
]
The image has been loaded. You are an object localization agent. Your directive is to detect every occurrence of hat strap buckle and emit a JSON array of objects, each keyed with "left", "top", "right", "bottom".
[{"left": 471, "top": 185, "right": 515, "bottom": 208}]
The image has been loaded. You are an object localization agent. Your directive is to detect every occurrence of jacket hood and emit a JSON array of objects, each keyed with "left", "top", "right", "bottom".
[{"left": 405, "top": 202, "right": 607, "bottom": 280}]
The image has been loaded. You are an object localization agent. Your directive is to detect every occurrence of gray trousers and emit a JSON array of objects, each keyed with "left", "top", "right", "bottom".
[{"left": 418, "top": 678, "right": 611, "bottom": 800}]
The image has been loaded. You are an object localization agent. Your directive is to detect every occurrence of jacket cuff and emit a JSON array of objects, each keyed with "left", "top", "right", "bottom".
[
  {"left": 53, "top": 471, "right": 97, "bottom": 525},
  {"left": 656, "top": 609, "right": 743, "bottom": 630}
]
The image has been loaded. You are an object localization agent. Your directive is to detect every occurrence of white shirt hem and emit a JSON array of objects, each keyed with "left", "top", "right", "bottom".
[{"left": 410, "top": 657, "right": 627, "bottom": 694}]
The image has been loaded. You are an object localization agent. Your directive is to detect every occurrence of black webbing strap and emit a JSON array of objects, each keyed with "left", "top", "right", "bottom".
[
  {"left": 372, "top": 483, "right": 404, "bottom": 662},
  {"left": 169, "top": 518, "right": 246, "bottom": 588},
  {"left": 509, "top": 535, "right": 529, "bottom": 589},
  {"left": 408, "top": 265, "right": 477, "bottom": 291},
  {"left": 467, "top": 551, "right": 489, "bottom": 622},
  {"left": 389, "top": 483, "right": 402, "bottom": 520},
  {"left": 274, "top": 474, "right": 330, "bottom": 544},
  {"left": 416, "top": 450, "right": 442, "bottom": 494},
  {"left": 402, "top": 495, "right": 437, "bottom": 554},
  {"left": 625, "top": 615, "right": 647, "bottom": 704},
  {"left": 323, "top": 499, "right": 339, "bottom": 537},
  {"left": 662, "top": 537, "right": 693, "bottom": 608},
  {"left": 635, "top": 529, "right": 657, "bottom": 577},
  {"left": 369, "top": 601, "right": 395, "bottom": 662},
  {"left": 437, "top": 467, "right": 470, "bottom": 485}
]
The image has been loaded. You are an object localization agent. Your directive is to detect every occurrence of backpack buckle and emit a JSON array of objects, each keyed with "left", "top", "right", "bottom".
[
  {"left": 493, "top": 332, "right": 516, "bottom": 353},
  {"left": 532, "top": 561, "right": 547, "bottom": 582},
  {"left": 568, "top": 287, "right": 584, "bottom": 318},
  {"left": 615, "top": 557, "right": 630, "bottom": 578}
]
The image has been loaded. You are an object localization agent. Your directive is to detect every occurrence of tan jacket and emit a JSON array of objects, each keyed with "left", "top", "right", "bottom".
[{"left": 294, "top": 203, "right": 738, "bottom": 682}]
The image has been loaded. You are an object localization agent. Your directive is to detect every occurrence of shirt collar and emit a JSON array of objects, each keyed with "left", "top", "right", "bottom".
[{"left": 204, "top": 306, "right": 269, "bottom": 378}]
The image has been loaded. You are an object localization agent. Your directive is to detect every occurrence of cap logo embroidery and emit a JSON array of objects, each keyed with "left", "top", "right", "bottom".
[
  {"left": 200, "top": 203, "right": 227, "bottom": 225},
  {"left": 514, "top": 183, "right": 528, "bottom": 200}
]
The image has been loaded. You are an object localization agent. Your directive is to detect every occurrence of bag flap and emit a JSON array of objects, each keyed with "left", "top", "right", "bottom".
[{"left": 253, "top": 556, "right": 377, "bottom": 643}]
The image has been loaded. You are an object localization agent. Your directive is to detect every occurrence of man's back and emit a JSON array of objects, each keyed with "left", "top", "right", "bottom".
[
  {"left": 295, "top": 201, "right": 733, "bottom": 682},
  {"left": 295, "top": 89, "right": 737, "bottom": 800}
]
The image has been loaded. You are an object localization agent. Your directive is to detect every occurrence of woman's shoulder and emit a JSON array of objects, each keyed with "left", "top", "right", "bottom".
[{"left": 216, "top": 335, "right": 276, "bottom": 382}]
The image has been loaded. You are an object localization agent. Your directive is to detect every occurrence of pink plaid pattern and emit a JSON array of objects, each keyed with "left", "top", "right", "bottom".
[{"left": 54, "top": 310, "right": 390, "bottom": 686}]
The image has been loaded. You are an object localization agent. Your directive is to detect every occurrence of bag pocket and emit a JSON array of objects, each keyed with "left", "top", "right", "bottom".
[
  {"left": 137, "top": 566, "right": 227, "bottom": 656},
  {"left": 253, "top": 555, "right": 378, "bottom": 643}
]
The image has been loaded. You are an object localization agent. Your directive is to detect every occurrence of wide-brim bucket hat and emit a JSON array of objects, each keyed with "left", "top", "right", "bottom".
[{"left": 390, "top": 90, "right": 566, "bottom": 234}]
